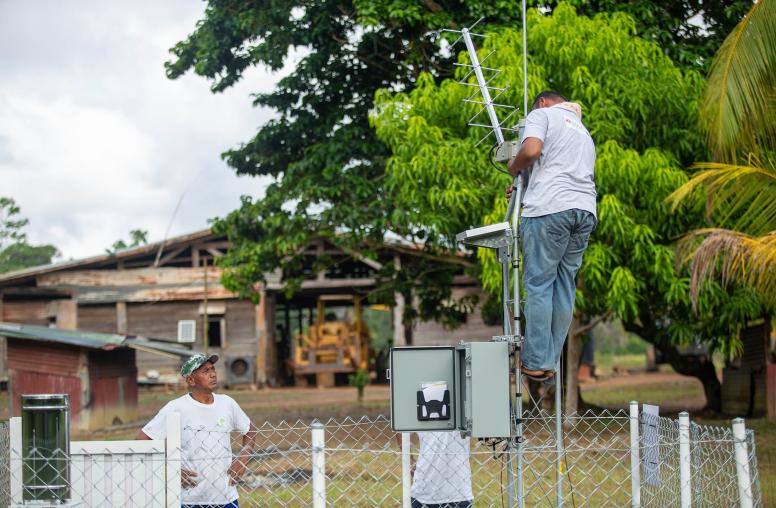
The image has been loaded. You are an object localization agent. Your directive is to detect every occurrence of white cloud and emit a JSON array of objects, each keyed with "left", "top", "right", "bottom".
[{"left": 0, "top": 0, "right": 284, "bottom": 259}]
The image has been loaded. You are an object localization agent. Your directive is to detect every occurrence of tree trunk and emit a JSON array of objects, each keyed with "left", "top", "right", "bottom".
[
  {"left": 564, "top": 312, "right": 608, "bottom": 414},
  {"left": 657, "top": 342, "right": 722, "bottom": 413},
  {"left": 623, "top": 321, "right": 722, "bottom": 413},
  {"left": 565, "top": 318, "right": 583, "bottom": 416},
  {"left": 527, "top": 314, "right": 589, "bottom": 415},
  {"left": 403, "top": 320, "right": 414, "bottom": 346}
]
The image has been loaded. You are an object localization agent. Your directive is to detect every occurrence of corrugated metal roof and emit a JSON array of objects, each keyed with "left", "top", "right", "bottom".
[
  {"left": 0, "top": 322, "right": 196, "bottom": 358},
  {"left": 0, "top": 228, "right": 215, "bottom": 285},
  {"left": 0, "top": 229, "right": 431, "bottom": 287}
]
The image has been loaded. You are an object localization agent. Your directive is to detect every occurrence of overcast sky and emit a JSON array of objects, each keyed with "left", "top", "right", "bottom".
[{"left": 0, "top": 1, "right": 288, "bottom": 260}]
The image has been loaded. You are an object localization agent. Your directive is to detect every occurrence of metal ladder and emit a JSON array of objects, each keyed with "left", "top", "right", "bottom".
[{"left": 450, "top": 5, "right": 565, "bottom": 506}]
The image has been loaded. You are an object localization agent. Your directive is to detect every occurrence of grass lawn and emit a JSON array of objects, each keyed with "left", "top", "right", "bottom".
[{"left": 594, "top": 352, "right": 650, "bottom": 376}]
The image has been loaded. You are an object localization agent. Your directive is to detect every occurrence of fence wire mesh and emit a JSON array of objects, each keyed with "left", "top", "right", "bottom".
[
  {"left": 0, "top": 412, "right": 763, "bottom": 507},
  {"left": 639, "top": 412, "right": 763, "bottom": 508},
  {"left": 0, "top": 422, "right": 9, "bottom": 508}
]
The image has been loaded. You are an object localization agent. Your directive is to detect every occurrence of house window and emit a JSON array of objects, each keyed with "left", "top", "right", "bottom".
[{"left": 206, "top": 316, "right": 223, "bottom": 348}]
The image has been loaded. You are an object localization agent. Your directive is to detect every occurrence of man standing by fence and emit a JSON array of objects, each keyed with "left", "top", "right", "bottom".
[{"left": 138, "top": 353, "right": 257, "bottom": 508}]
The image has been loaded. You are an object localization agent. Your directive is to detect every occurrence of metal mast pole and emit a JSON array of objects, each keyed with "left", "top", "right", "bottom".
[
  {"left": 515, "top": 1, "right": 529, "bottom": 506},
  {"left": 203, "top": 258, "right": 209, "bottom": 355},
  {"left": 555, "top": 358, "right": 564, "bottom": 507},
  {"left": 461, "top": 27, "right": 521, "bottom": 508}
]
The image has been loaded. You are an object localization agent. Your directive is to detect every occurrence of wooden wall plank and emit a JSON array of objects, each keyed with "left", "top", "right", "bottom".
[
  {"left": 255, "top": 292, "right": 267, "bottom": 386},
  {"left": 1, "top": 300, "right": 49, "bottom": 325},
  {"left": 78, "top": 304, "right": 118, "bottom": 333},
  {"left": 413, "top": 287, "right": 501, "bottom": 346},
  {"left": 74, "top": 285, "right": 237, "bottom": 304},
  {"left": 38, "top": 267, "right": 222, "bottom": 287},
  {"left": 116, "top": 302, "right": 127, "bottom": 334}
]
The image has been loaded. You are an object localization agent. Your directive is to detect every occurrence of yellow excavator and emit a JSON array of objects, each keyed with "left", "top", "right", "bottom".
[{"left": 287, "top": 294, "right": 370, "bottom": 387}]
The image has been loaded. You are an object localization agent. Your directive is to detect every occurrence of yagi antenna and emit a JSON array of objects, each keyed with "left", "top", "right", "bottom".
[{"left": 441, "top": 23, "right": 520, "bottom": 147}]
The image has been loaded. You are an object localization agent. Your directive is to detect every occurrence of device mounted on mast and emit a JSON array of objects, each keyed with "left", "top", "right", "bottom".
[{"left": 388, "top": 6, "right": 567, "bottom": 507}]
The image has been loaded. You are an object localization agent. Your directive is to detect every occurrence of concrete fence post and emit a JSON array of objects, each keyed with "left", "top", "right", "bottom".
[
  {"left": 678, "top": 412, "right": 692, "bottom": 508},
  {"left": 312, "top": 421, "right": 326, "bottom": 508},
  {"left": 401, "top": 432, "right": 411, "bottom": 508},
  {"left": 731, "top": 418, "right": 753, "bottom": 508},
  {"left": 165, "top": 412, "right": 181, "bottom": 508},
  {"left": 629, "top": 401, "right": 641, "bottom": 508}
]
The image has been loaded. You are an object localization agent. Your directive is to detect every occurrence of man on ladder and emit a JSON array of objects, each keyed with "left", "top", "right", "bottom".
[{"left": 506, "top": 90, "right": 597, "bottom": 380}]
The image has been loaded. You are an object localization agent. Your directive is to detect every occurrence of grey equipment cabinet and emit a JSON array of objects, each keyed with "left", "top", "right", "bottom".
[
  {"left": 459, "top": 341, "right": 511, "bottom": 438},
  {"left": 390, "top": 346, "right": 458, "bottom": 432},
  {"left": 389, "top": 342, "right": 512, "bottom": 438}
]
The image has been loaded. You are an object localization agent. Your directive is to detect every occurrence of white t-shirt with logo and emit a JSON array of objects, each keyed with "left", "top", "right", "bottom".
[
  {"left": 520, "top": 103, "right": 597, "bottom": 218},
  {"left": 411, "top": 432, "right": 473, "bottom": 504},
  {"left": 142, "top": 393, "right": 251, "bottom": 505}
]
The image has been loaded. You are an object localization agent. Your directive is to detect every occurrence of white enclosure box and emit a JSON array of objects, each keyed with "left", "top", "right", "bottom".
[{"left": 390, "top": 342, "right": 512, "bottom": 437}]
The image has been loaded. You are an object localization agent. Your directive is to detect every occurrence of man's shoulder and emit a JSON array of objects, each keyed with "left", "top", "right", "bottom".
[
  {"left": 213, "top": 393, "right": 241, "bottom": 407},
  {"left": 163, "top": 393, "right": 194, "bottom": 410},
  {"left": 526, "top": 108, "right": 548, "bottom": 122}
]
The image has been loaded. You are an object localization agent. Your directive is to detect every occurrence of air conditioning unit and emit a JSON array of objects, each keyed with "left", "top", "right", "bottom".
[
  {"left": 177, "top": 320, "right": 196, "bottom": 343},
  {"left": 225, "top": 356, "right": 255, "bottom": 386}
]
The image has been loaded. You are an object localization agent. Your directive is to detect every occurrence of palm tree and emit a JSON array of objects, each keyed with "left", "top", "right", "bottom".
[{"left": 668, "top": 0, "right": 776, "bottom": 308}]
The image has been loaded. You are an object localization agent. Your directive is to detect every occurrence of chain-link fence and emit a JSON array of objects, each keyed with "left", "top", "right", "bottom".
[
  {"left": 0, "top": 421, "right": 9, "bottom": 508},
  {"left": 0, "top": 408, "right": 763, "bottom": 507},
  {"left": 638, "top": 411, "right": 763, "bottom": 508}
]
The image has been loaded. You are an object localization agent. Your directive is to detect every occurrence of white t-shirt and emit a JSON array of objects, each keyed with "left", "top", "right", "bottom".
[
  {"left": 411, "top": 432, "right": 473, "bottom": 504},
  {"left": 520, "top": 103, "right": 597, "bottom": 218},
  {"left": 142, "top": 393, "right": 251, "bottom": 505}
]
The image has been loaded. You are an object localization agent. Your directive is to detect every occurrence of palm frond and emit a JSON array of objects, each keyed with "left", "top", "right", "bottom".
[
  {"left": 667, "top": 158, "right": 776, "bottom": 235},
  {"left": 701, "top": 0, "right": 776, "bottom": 160},
  {"left": 678, "top": 228, "right": 776, "bottom": 309}
]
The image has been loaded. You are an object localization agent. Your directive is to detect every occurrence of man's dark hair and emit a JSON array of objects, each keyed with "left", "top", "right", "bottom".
[{"left": 532, "top": 90, "right": 567, "bottom": 110}]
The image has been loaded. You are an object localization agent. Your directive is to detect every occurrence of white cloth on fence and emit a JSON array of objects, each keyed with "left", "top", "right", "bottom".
[
  {"left": 142, "top": 393, "right": 251, "bottom": 505},
  {"left": 411, "top": 431, "right": 473, "bottom": 505}
]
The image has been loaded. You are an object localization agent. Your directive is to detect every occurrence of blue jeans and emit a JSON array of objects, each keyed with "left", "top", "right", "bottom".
[
  {"left": 520, "top": 208, "right": 596, "bottom": 371},
  {"left": 411, "top": 499, "right": 473, "bottom": 508}
]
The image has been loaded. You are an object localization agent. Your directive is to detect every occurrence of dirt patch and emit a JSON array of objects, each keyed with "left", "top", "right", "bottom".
[
  {"left": 581, "top": 370, "right": 707, "bottom": 413},
  {"left": 82, "top": 371, "right": 708, "bottom": 440}
]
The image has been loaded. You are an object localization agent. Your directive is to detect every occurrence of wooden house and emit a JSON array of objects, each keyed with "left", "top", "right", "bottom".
[
  {"left": 721, "top": 320, "right": 776, "bottom": 417},
  {"left": 0, "top": 229, "right": 501, "bottom": 387},
  {"left": 0, "top": 323, "right": 192, "bottom": 430}
]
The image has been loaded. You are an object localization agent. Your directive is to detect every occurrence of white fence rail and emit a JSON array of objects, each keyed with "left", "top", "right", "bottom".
[
  {"left": 7, "top": 413, "right": 179, "bottom": 507},
  {"left": 0, "top": 406, "right": 763, "bottom": 507},
  {"left": 69, "top": 440, "right": 167, "bottom": 507}
]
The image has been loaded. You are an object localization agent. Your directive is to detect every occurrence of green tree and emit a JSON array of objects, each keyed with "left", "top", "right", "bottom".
[
  {"left": 106, "top": 229, "right": 149, "bottom": 255},
  {"left": 0, "top": 243, "right": 59, "bottom": 273},
  {"left": 0, "top": 197, "right": 29, "bottom": 249},
  {"left": 668, "top": 0, "right": 776, "bottom": 308},
  {"left": 167, "top": 1, "right": 749, "bottom": 338},
  {"left": 360, "top": 1, "right": 752, "bottom": 71},
  {"left": 0, "top": 197, "right": 58, "bottom": 273},
  {"left": 541, "top": 0, "right": 752, "bottom": 70},
  {"left": 371, "top": 4, "right": 762, "bottom": 411},
  {"left": 168, "top": 0, "right": 520, "bottom": 334}
]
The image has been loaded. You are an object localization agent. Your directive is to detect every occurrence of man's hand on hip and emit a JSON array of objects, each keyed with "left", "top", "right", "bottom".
[{"left": 181, "top": 469, "right": 199, "bottom": 488}]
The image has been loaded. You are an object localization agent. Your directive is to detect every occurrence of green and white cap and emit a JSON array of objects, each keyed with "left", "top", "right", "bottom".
[{"left": 180, "top": 353, "right": 219, "bottom": 377}]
